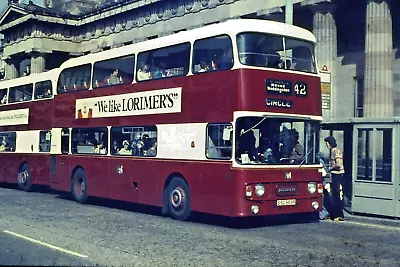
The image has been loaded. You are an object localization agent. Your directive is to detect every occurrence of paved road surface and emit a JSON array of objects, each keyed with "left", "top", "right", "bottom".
[{"left": 1, "top": 186, "right": 399, "bottom": 266}]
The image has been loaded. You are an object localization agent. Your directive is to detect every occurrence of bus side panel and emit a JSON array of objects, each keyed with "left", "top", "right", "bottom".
[
  {"left": 2, "top": 154, "right": 19, "bottom": 184},
  {"left": 107, "top": 157, "right": 138, "bottom": 203},
  {"left": 50, "top": 155, "right": 72, "bottom": 192},
  {"left": 31, "top": 154, "right": 51, "bottom": 185}
]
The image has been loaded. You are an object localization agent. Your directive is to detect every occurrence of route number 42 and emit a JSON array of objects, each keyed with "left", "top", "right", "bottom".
[{"left": 294, "top": 82, "right": 307, "bottom": 96}]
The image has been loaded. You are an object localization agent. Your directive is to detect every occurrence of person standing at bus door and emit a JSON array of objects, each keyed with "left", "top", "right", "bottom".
[
  {"left": 107, "top": 69, "right": 123, "bottom": 85},
  {"left": 118, "top": 140, "right": 132, "bottom": 155},
  {"left": 137, "top": 62, "right": 151, "bottom": 81},
  {"left": 324, "top": 136, "right": 345, "bottom": 221},
  {"left": 288, "top": 129, "right": 304, "bottom": 163}
]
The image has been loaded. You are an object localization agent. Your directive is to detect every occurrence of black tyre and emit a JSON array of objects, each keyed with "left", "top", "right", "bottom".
[
  {"left": 71, "top": 168, "right": 88, "bottom": 204},
  {"left": 18, "top": 163, "right": 32, "bottom": 192},
  {"left": 167, "top": 177, "right": 191, "bottom": 221}
]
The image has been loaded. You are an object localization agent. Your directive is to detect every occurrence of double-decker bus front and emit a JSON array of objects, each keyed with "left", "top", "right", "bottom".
[{"left": 229, "top": 28, "right": 323, "bottom": 216}]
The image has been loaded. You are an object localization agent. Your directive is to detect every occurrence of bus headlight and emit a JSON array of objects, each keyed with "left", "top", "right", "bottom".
[
  {"left": 308, "top": 182, "right": 316, "bottom": 194},
  {"left": 255, "top": 184, "right": 265, "bottom": 196}
]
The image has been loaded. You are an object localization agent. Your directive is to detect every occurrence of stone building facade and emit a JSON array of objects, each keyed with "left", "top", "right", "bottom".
[{"left": 0, "top": 0, "right": 399, "bottom": 120}]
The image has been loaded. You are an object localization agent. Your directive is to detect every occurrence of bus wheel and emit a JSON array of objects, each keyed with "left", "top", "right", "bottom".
[
  {"left": 71, "top": 169, "right": 88, "bottom": 204},
  {"left": 167, "top": 177, "right": 191, "bottom": 221},
  {"left": 18, "top": 163, "right": 32, "bottom": 192}
]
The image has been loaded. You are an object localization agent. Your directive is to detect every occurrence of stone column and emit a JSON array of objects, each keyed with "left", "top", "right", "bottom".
[
  {"left": 308, "top": 2, "right": 337, "bottom": 119},
  {"left": 31, "top": 53, "right": 46, "bottom": 74},
  {"left": 4, "top": 58, "right": 19, "bottom": 80},
  {"left": 364, "top": 0, "right": 393, "bottom": 117}
]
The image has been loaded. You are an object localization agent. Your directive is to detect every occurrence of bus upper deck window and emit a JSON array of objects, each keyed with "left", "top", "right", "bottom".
[
  {"left": 93, "top": 55, "right": 135, "bottom": 88},
  {"left": 237, "top": 32, "right": 317, "bottom": 74},
  {"left": 0, "top": 89, "right": 7, "bottom": 105},
  {"left": 192, "top": 35, "right": 233, "bottom": 74}
]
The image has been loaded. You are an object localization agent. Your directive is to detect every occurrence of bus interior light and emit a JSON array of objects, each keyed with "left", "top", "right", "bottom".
[
  {"left": 308, "top": 182, "right": 316, "bottom": 194},
  {"left": 246, "top": 185, "right": 252, "bottom": 197},
  {"left": 255, "top": 184, "right": 265, "bottom": 196}
]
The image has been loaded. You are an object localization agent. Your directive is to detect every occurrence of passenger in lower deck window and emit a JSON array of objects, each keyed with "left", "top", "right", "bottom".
[
  {"left": 0, "top": 139, "right": 9, "bottom": 152},
  {"left": 118, "top": 140, "right": 132, "bottom": 155},
  {"left": 94, "top": 142, "right": 107, "bottom": 154},
  {"left": 112, "top": 140, "right": 120, "bottom": 154},
  {"left": 145, "top": 142, "right": 157, "bottom": 157}
]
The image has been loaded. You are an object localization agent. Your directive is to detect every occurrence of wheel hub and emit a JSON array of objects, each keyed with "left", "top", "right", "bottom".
[
  {"left": 19, "top": 171, "right": 29, "bottom": 184},
  {"left": 171, "top": 187, "right": 185, "bottom": 209}
]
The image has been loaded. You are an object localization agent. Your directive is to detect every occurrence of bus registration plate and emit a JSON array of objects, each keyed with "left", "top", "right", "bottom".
[{"left": 277, "top": 199, "right": 296, "bottom": 206}]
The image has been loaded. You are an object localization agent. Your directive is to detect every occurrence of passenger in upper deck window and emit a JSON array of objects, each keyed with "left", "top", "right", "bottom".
[
  {"left": 1, "top": 94, "right": 7, "bottom": 104},
  {"left": 137, "top": 62, "right": 151, "bottom": 81},
  {"left": 107, "top": 69, "right": 123, "bottom": 85},
  {"left": 198, "top": 61, "right": 210, "bottom": 73},
  {"left": 152, "top": 62, "right": 167, "bottom": 79},
  {"left": 217, "top": 48, "right": 233, "bottom": 70}
]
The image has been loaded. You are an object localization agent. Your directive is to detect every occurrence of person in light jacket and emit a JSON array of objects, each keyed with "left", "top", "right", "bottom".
[{"left": 324, "top": 136, "right": 345, "bottom": 221}]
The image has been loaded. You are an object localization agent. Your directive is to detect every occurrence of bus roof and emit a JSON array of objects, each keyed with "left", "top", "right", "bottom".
[
  {"left": 58, "top": 19, "right": 316, "bottom": 70},
  {"left": 0, "top": 69, "right": 58, "bottom": 89}
]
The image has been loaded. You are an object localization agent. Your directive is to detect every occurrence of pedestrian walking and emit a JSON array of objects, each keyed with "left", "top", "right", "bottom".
[{"left": 324, "top": 136, "right": 345, "bottom": 221}]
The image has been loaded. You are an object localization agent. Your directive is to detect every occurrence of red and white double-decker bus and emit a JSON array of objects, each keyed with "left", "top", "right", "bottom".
[
  {"left": 0, "top": 71, "right": 56, "bottom": 190},
  {"left": 1, "top": 19, "right": 323, "bottom": 220}
]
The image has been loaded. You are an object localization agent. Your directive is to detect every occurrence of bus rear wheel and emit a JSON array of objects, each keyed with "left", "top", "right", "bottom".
[
  {"left": 167, "top": 177, "right": 191, "bottom": 221},
  {"left": 71, "top": 169, "right": 88, "bottom": 204},
  {"left": 18, "top": 163, "right": 32, "bottom": 192}
]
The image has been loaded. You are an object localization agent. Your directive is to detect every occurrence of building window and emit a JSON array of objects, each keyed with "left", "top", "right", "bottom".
[
  {"left": 357, "top": 129, "right": 372, "bottom": 181},
  {"left": 206, "top": 124, "right": 232, "bottom": 160},
  {"left": 111, "top": 126, "right": 157, "bottom": 157},
  {"left": 354, "top": 77, "right": 364, "bottom": 118},
  {"left": 375, "top": 129, "right": 392, "bottom": 182}
]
